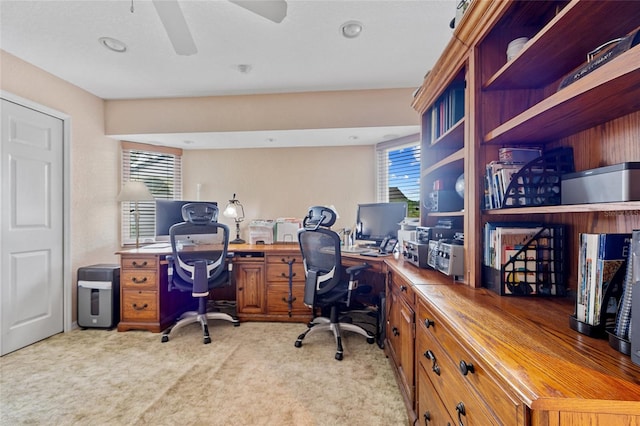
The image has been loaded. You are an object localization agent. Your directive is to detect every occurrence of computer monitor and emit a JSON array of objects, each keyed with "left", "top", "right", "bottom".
[
  {"left": 355, "top": 202, "right": 407, "bottom": 246},
  {"left": 155, "top": 200, "right": 219, "bottom": 244}
]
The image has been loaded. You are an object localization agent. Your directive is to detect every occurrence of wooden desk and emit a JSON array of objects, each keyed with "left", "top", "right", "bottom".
[{"left": 116, "top": 243, "right": 386, "bottom": 332}]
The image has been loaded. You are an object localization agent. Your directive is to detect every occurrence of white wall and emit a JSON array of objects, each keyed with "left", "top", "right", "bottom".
[
  {"left": 182, "top": 145, "right": 376, "bottom": 236},
  {"left": 1, "top": 49, "right": 384, "bottom": 321}
]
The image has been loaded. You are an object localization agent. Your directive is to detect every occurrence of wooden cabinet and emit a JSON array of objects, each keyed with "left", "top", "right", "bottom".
[
  {"left": 411, "top": 283, "right": 640, "bottom": 426},
  {"left": 265, "top": 252, "right": 310, "bottom": 320},
  {"left": 385, "top": 265, "right": 416, "bottom": 421},
  {"left": 117, "top": 252, "right": 194, "bottom": 332},
  {"left": 413, "top": 0, "right": 640, "bottom": 291},
  {"left": 235, "top": 249, "right": 312, "bottom": 322},
  {"left": 235, "top": 254, "right": 266, "bottom": 317},
  {"left": 416, "top": 295, "right": 524, "bottom": 425}
]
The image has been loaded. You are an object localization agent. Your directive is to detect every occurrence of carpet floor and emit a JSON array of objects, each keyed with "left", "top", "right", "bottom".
[{"left": 0, "top": 318, "right": 408, "bottom": 426}]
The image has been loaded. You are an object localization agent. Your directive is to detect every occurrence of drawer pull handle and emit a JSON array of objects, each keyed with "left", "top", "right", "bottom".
[
  {"left": 423, "top": 411, "right": 431, "bottom": 425},
  {"left": 280, "top": 272, "right": 297, "bottom": 278},
  {"left": 132, "top": 277, "right": 148, "bottom": 284},
  {"left": 424, "top": 350, "right": 440, "bottom": 376},
  {"left": 456, "top": 402, "right": 466, "bottom": 425},
  {"left": 132, "top": 303, "right": 148, "bottom": 311},
  {"left": 281, "top": 257, "right": 296, "bottom": 264},
  {"left": 424, "top": 318, "right": 434, "bottom": 328},
  {"left": 281, "top": 296, "right": 297, "bottom": 303},
  {"left": 400, "top": 285, "right": 407, "bottom": 292},
  {"left": 132, "top": 261, "right": 148, "bottom": 268},
  {"left": 392, "top": 327, "right": 400, "bottom": 336},
  {"left": 459, "top": 360, "right": 475, "bottom": 376}
]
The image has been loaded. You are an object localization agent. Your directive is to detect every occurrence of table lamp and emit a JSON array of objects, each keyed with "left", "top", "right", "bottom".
[
  {"left": 223, "top": 193, "right": 245, "bottom": 244},
  {"left": 116, "top": 181, "right": 154, "bottom": 248}
]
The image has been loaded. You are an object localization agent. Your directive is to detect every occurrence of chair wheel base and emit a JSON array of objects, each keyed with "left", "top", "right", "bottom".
[
  {"left": 335, "top": 352, "right": 343, "bottom": 361},
  {"left": 367, "top": 337, "right": 375, "bottom": 344},
  {"left": 203, "top": 336, "right": 211, "bottom": 344},
  {"left": 161, "top": 335, "right": 169, "bottom": 343},
  {"left": 233, "top": 321, "right": 241, "bottom": 327},
  {"left": 294, "top": 340, "right": 302, "bottom": 348}
]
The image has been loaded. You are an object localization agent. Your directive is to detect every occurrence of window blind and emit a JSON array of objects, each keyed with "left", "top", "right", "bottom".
[
  {"left": 376, "top": 134, "right": 420, "bottom": 217},
  {"left": 121, "top": 142, "right": 182, "bottom": 245}
]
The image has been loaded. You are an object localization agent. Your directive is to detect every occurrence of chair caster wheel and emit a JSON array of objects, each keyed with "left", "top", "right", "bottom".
[
  {"left": 204, "top": 336, "right": 211, "bottom": 344},
  {"left": 233, "top": 321, "right": 240, "bottom": 327},
  {"left": 294, "top": 340, "right": 302, "bottom": 348},
  {"left": 367, "top": 337, "right": 375, "bottom": 344},
  {"left": 161, "top": 335, "right": 169, "bottom": 343},
  {"left": 335, "top": 353, "right": 343, "bottom": 361}
]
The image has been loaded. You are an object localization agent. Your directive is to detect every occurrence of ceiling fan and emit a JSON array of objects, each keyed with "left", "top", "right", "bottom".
[{"left": 152, "top": 0, "right": 288, "bottom": 56}]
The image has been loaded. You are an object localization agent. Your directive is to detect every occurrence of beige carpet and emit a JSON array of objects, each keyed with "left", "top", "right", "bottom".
[{"left": 0, "top": 320, "right": 407, "bottom": 425}]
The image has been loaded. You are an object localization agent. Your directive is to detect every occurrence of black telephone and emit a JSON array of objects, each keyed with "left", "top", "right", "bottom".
[{"left": 379, "top": 237, "right": 398, "bottom": 254}]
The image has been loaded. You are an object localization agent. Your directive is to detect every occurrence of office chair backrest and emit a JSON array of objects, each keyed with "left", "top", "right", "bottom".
[
  {"left": 303, "top": 205, "right": 337, "bottom": 230},
  {"left": 169, "top": 203, "right": 229, "bottom": 286},
  {"left": 298, "top": 206, "right": 342, "bottom": 306}
]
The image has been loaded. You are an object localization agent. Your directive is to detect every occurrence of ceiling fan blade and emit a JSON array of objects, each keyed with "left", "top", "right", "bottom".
[
  {"left": 229, "top": 0, "right": 287, "bottom": 24},
  {"left": 152, "top": 0, "right": 198, "bottom": 56}
]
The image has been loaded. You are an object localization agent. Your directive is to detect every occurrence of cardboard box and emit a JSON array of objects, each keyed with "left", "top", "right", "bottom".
[{"left": 561, "top": 162, "right": 640, "bottom": 204}]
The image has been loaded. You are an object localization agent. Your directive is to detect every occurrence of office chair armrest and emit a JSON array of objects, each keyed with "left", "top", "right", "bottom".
[{"left": 345, "top": 263, "right": 371, "bottom": 278}]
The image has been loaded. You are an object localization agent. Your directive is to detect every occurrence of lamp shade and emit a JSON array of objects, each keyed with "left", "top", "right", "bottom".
[
  {"left": 116, "top": 181, "right": 154, "bottom": 202},
  {"left": 223, "top": 203, "right": 238, "bottom": 218}
]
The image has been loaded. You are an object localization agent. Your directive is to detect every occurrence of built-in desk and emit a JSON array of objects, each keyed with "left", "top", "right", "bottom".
[{"left": 116, "top": 243, "right": 386, "bottom": 332}]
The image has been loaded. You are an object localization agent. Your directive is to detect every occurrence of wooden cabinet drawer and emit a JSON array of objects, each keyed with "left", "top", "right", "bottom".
[
  {"left": 417, "top": 298, "right": 523, "bottom": 425},
  {"left": 417, "top": 361, "right": 454, "bottom": 426},
  {"left": 121, "top": 256, "right": 157, "bottom": 270},
  {"left": 266, "top": 253, "right": 301, "bottom": 264},
  {"left": 389, "top": 269, "right": 415, "bottom": 306},
  {"left": 266, "top": 261, "right": 304, "bottom": 283},
  {"left": 416, "top": 324, "right": 498, "bottom": 425},
  {"left": 267, "top": 284, "right": 310, "bottom": 314},
  {"left": 121, "top": 270, "right": 157, "bottom": 289},
  {"left": 122, "top": 290, "right": 158, "bottom": 321}
]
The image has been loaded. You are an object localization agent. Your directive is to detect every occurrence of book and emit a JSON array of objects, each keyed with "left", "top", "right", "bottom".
[
  {"left": 576, "top": 232, "right": 631, "bottom": 325},
  {"left": 590, "top": 233, "right": 631, "bottom": 326}
]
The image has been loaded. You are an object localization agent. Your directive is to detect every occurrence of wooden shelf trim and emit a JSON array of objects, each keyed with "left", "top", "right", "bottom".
[
  {"left": 484, "top": 0, "right": 640, "bottom": 91},
  {"left": 484, "top": 45, "right": 640, "bottom": 145},
  {"left": 484, "top": 201, "right": 640, "bottom": 215}
]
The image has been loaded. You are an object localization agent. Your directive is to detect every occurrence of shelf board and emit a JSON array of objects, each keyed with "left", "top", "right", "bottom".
[
  {"left": 429, "top": 210, "right": 464, "bottom": 217},
  {"left": 429, "top": 118, "right": 465, "bottom": 150},
  {"left": 422, "top": 148, "right": 464, "bottom": 177},
  {"left": 484, "top": 45, "right": 640, "bottom": 145},
  {"left": 483, "top": 201, "right": 640, "bottom": 215},
  {"left": 484, "top": 0, "right": 640, "bottom": 90}
]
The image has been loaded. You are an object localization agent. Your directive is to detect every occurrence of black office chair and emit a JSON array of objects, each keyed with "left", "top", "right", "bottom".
[
  {"left": 161, "top": 203, "right": 239, "bottom": 344},
  {"left": 294, "top": 206, "right": 375, "bottom": 360}
]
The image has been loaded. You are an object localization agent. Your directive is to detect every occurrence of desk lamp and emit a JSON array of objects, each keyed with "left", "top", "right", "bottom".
[
  {"left": 223, "top": 193, "right": 245, "bottom": 244},
  {"left": 116, "top": 181, "right": 154, "bottom": 248}
]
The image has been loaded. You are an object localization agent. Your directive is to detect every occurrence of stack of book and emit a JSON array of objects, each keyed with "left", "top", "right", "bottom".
[
  {"left": 483, "top": 222, "right": 564, "bottom": 296},
  {"left": 576, "top": 233, "right": 631, "bottom": 327},
  {"left": 426, "top": 82, "right": 464, "bottom": 143}
]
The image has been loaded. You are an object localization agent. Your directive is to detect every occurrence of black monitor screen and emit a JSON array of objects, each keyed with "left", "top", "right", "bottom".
[
  {"left": 155, "top": 200, "right": 218, "bottom": 240},
  {"left": 355, "top": 202, "right": 407, "bottom": 244}
]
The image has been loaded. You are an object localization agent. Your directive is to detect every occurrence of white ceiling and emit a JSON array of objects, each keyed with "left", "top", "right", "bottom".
[{"left": 0, "top": 0, "right": 457, "bottom": 149}]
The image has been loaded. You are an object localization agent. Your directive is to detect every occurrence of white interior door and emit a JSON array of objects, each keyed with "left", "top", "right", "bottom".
[{"left": 1, "top": 98, "right": 64, "bottom": 356}]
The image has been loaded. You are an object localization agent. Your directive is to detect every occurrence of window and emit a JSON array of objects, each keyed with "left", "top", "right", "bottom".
[
  {"left": 120, "top": 142, "right": 182, "bottom": 245},
  {"left": 376, "top": 135, "right": 420, "bottom": 218}
]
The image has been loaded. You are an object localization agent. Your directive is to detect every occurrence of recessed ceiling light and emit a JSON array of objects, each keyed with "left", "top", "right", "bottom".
[
  {"left": 183, "top": 140, "right": 195, "bottom": 145},
  {"left": 99, "top": 37, "right": 127, "bottom": 53},
  {"left": 236, "top": 64, "right": 252, "bottom": 74},
  {"left": 340, "top": 21, "right": 363, "bottom": 39},
  {"left": 348, "top": 135, "right": 359, "bottom": 140}
]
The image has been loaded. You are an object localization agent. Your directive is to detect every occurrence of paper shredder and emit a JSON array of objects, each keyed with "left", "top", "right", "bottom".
[{"left": 77, "top": 264, "right": 120, "bottom": 328}]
